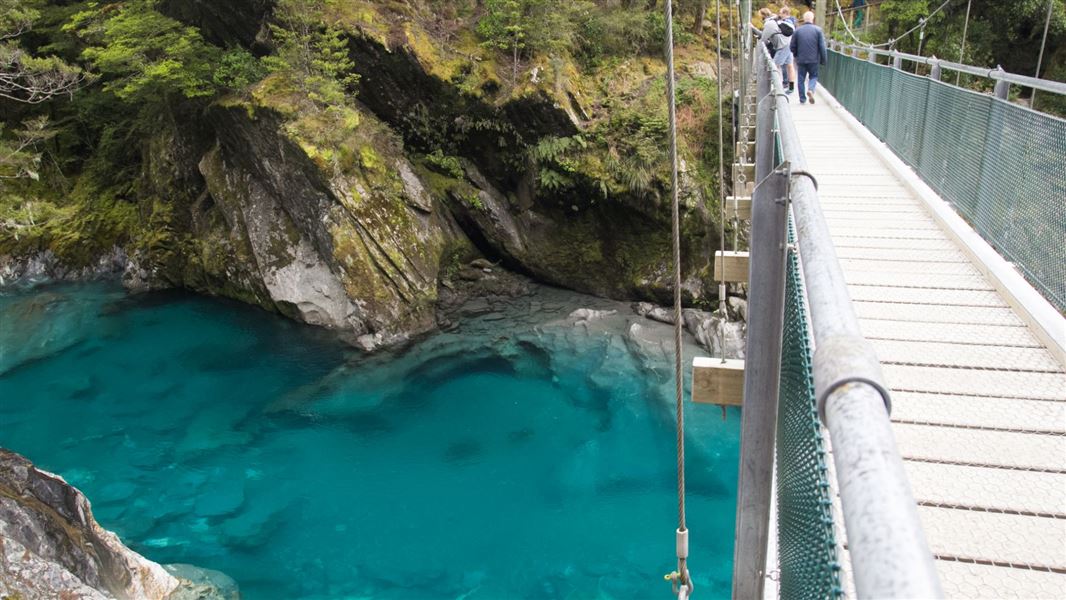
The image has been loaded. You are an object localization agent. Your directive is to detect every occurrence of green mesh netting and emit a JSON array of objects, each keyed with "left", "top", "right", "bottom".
[
  {"left": 775, "top": 219, "right": 843, "bottom": 600},
  {"left": 822, "top": 50, "right": 1066, "bottom": 313}
]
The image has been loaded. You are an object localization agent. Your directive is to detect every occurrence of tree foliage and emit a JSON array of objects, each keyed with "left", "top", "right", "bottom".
[
  {"left": 873, "top": 0, "right": 1064, "bottom": 79},
  {"left": 0, "top": 0, "right": 87, "bottom": 186},
  {"left": 1, "top": 0, "right": 87, "bottom": 105},
  {"left": 0, "top": 116, "right": 54, "bottom": 181},
  {"left": 66, "top": 1, "right": 221, "bottom": 105},
  {"left": 870, "top": 0, "right": 1065, "bottom": 111},
  {"left": 263, "top": 0, "right": 359, "bottom": 109}
]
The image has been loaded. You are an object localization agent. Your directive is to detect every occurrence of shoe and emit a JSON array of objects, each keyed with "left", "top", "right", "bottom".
[
  {"left": 799, "top": 99, "right": 806, "bottom": 104},
  {"left": 789, "top": 82, "right": 795, "bottom": 93},
  {"left": 809, "top": 95, "right": 816, "bottom": 104}
]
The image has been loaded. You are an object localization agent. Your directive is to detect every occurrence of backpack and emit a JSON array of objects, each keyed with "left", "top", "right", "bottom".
[{"left": 778, "top": 19, "right": 795, "bottom": 37}]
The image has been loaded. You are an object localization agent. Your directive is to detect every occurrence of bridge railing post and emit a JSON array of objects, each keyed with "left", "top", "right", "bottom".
[
  {"left": 730, "top": 46, "right": 790, "bottom": 600},
  {"left": 993, "top": 67, "right": 1011, "bottom": 99}
]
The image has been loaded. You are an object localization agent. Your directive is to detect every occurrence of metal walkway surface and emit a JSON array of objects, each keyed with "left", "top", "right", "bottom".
[{"left": 791, "top": 92, "right": 1066, "bottom": 599}]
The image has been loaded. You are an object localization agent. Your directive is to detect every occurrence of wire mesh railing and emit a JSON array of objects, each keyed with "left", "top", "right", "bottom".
[
  {"left": 821, "top": 48, "right": 1066, "bottom": 314},
  {"left": 776, "top": 220, "right": 844, "bottom": 600}
]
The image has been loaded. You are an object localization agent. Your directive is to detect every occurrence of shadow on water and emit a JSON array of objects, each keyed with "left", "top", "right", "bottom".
[{"left": 442, "top": 439, "right": 484, "bottom": 464}]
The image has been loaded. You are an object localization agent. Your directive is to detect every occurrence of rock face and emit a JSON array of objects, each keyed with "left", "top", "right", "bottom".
[
  {"left": 0, "top": 248, "right": 128, "bottom": 287},
  {"left": 632, "top": 302, "right": 747, "bottom": 359},
  {"left": 1, "top": 3, "right": 721, "bottom": 352},
  {"left": 346, "top": 32, "right": 715, "bottom": 305},
  {"left": 0, "top": 449, "right": 234, "bottom": 600},
  {"left": 142, "top": 103, "right": 457, "bottom": 349},
  {"left": 0, "top": 449, "right": 178, "bottom": 599}
]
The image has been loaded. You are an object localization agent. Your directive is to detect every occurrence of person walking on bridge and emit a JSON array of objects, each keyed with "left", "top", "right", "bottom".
[
  {"left": 790, "top": 11, "right": 827, "bottom": 104},
  {"left": 758, "top": 7, "right": 794, "bottom": 92},
  {"left": 776, "top": 6, "right": 798, "bottom": 93}
]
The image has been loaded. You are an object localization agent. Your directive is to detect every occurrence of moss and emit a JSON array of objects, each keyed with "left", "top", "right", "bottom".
[
  {"left": 438, "top": 237, "right": 478, "bottom": 280},
  {"left": 325, "top": 0, "right": 394, "bottom": 47},
  {"left": 0, "top": 132, "right": 146, "bottom": 267},
  {"left": 359, "top": 146, "right": 383, "bottom": 173}
]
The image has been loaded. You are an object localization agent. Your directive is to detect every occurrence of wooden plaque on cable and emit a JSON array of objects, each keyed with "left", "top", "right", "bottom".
[
  {"left": 732, "top": 163, "right": 754, "bottom": 185},
  {"left": 726, "top": 196, "right": 752, "bottom": 220},
  {"left": 714, "top": 250, "right": 750, "bottom": 283},
  {"left": 691, "top": 357, "right": 745, "bottom": 406}
]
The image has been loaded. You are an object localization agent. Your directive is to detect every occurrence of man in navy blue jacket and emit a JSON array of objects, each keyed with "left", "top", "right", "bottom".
[{"left": 789, "top": 11, "right": 827, "bottom": 104}]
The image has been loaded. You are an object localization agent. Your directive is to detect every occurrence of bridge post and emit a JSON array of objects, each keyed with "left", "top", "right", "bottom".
[
  {"left": 929, "top": 58, "right": 942, "bottom": 81},
  {"left": 994, "top": 70, "right": 1011, "bottom": 99},
  {"left": 731, "top": 48, "right": 788, "bottom": 600},
  {"left": 892, "top": 53, "right": 902, "bottom": 70}
]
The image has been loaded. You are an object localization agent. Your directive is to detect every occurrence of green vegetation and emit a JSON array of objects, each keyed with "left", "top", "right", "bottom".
[
  {"left": 263, "top": 0, "right": 359, "bottom": 109},
  {"left": 1, "top": 0, "right": 728, "bottom": 292},
  {"left": 833, "top": 0, "right": 1065, "bottom": 113},
  {"left": 66, "top": 2, "right": 220, "bottom": 106}
]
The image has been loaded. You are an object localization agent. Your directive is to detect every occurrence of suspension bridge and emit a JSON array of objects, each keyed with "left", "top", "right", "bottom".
[{"left": 669, "top": 4, "right": 1066, "bottom": 599}]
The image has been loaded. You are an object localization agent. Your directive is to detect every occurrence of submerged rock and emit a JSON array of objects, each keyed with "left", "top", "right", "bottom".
[
  {"left": 0, "top": 288, "right": 120, "bottom": 375},
  {"left": 568, "top": 308, "right": 618, "bottom": 323},
  {"left": 636, "top": 303, "right": 747, "bottom": 358},
  {"left": 0, "top": 449, "right": 235, "bottom": 600}
]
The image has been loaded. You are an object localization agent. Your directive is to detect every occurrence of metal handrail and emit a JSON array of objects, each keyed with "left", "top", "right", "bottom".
[
  {"left": 831, "top": 40, "right": 1066, "bottom": 96},
  {"left": 751, "top": 43, "right": 944, "bottom": 598}
]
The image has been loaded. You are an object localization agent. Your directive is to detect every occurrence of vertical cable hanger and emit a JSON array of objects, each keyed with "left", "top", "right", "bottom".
[
  {"left": 716, "top": 0, "right": 728, "bottom": 342},
  {"left": 1032, "top": 0, "right": 1054, "bottom": 108},
  {"left": 661, "top": 0, "right": 691, "bottom": 598}
]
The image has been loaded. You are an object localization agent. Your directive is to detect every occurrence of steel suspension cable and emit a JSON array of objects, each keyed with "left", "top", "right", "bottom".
[
  {"left": 717, "top": 0, "right": 728, "bottom": 335},
  {"left": 662, "top": 0, "right": 690, "bottom": 596},
  {"left": 1032, "top": 0, "right": 1054, "bottom": 107},
  {"left": 955, "top": 0, "right": 972, "bottom": 85},
  {"left": 728, "top": 0, "right": 737, "bottom": 142},
  {"left": 727, "top": 1, "right": 741, "bottom": 290},
  {"left": 835, "top": 0, "right": 952, "bottom": 49}
]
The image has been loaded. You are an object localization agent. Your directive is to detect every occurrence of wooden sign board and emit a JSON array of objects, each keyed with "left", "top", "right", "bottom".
[
  {"left": 726, "top": 196, "right": 752, "bottom": 220},
  {"left": 714, "top": 250, "right": 750, "bottom": 283},
  {"left": 732, "top": 162, "right": 754, "bottom": 184},
  {"left": 692, "top": 357, "right": 745, "bottom": 406}
]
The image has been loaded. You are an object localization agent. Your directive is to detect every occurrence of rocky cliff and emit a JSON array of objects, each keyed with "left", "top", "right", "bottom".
[
  {"left": 0, "top": 0, "right": 728, "bottom": 350},
  {"left": 0, "top": 449, "right": 235, "bottom": 600}
]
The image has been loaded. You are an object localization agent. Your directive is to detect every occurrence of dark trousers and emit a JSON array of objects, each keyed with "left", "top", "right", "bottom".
[{"left": 797, "top": 62, "right": 820, "bottom": 102}]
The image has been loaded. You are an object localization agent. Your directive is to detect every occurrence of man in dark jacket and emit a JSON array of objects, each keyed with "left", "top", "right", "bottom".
[{"left": 789, "top": 11, "right": 827, "bottom": 104}]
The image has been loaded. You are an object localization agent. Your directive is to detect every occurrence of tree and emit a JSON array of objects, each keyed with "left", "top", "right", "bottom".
[
  {"left": 478, "top": 0, "right": 528, "bottom": 85},
  {"left": 694, "top": 0, "right": 707, "bottom": 36},
  {"left": 1, "top": 0, "right": 87, "bottom": 104},
  {"left": 263, "top": 0, "right": 359, "bottom": 108},
  {"left": 66, "top": 1, "right": 221, "bottom": 106},
  {"left": 1, "top": 0, "right": 87, "bottom": 185},
  {"left": 0, "top": 116, "right": 54, "bottom": 181}
]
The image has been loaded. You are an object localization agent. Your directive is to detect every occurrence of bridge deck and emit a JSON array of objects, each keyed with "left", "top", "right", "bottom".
[{"left": 791, "top": 92, "right": 1066, "bottom": 599}]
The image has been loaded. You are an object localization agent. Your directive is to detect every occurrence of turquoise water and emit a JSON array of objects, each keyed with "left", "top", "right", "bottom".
[{"left": 0, "top": 282, "right": 740, "bottom": 599}]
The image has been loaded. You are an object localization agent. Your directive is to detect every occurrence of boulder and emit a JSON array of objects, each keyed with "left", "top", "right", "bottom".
[
  {"left": 0, "top": 449, "right": 234, "bottom": 600},
  {"left": 0, "top": 449, "right": 178, "bottom": 599},
  {"left": 727, "top": 296, "right": 748, "bottom": 322},
  {"left": 568, "top": 308, "right": 618, "bottom": 323}
]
